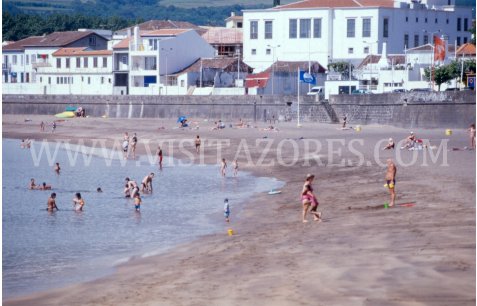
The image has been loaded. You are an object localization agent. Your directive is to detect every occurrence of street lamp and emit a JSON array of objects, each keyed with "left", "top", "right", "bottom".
[
  {"left": 363, "top": 40, "right": 378, "bottom": 91},
  {"left": 422, "top": 30, "right": 441, "bottom": 90},
  {"left": 161, "top": 47, "right": 173, "bottom": 95},
  {"left": 267, "top": 44, "right": 280, "bottom": 95}
]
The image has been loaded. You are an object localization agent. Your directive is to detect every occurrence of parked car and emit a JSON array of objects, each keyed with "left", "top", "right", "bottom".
[
  {"left": 392, "top": 88, "right": 407, "bottom": 93},
  {"left": 307, "top": 86, "right": 324, "bottom": 96},
  {"left": 445, "top": 88, "right": 459, "bottom": 91},
  {"left": 460, "top": 87, "right": 473, "bottom": 91},
  {"left": 410, "top": 88, "right": 431, "bottom": 92},
  {"left": 351, "top": 89, "right": 372, "bottom": 95}
]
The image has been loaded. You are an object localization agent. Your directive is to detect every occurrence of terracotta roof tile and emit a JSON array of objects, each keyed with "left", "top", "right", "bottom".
[
  {"left": 52, "top": 47, "right": 113, "bottom": 57},
  {"left": 117, "top": 20, "right": 206, "bottom": 35},
  {"left": 201, "top": 27, "right": 243, "bottom": 45},
  {"left": 113, "top": 37, "right": 131, "bottom": 49},
  {"left": 456, "top": 43, "right": 476, "bottom": 56},
  {"left": 2, "top": 36, "right": 44, "bottom": 51},
  {"left": 140, "top": 29, "right": 190, "bottom": 37},
  {"left": 21, "top": 31, "right": 101, "bottom": 47},
  {"left": 274, "top": 0, "right": 393, "bottom": 9}
]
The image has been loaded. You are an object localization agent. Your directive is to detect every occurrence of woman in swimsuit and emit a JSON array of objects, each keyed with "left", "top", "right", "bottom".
[
  {"left": 195, "top": 135, "right": 201, "bottom": 154},
  {"left": 73, "top": 193, "right": 85, "bottom": 211},
  {"left": 301, "top": 174, "right": 321, "bottom": 222}
]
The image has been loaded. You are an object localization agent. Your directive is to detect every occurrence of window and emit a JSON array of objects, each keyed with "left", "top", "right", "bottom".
[
  {"left": 264, "top": 20, "right": 273, "bottom": 39},
  {"left": 20, "top": 55, "right": 23, "bottom": 66},
  {"left": 364, "top": 47, "right": 369, "bottom": 54},
  {"left": 463, "top": 37, "right": 468, "bottom": 44},
  {"left": 300, "top": 19, "right": 311, "bottom": 38},
  {"left": 71, "top": 77, "right": 73, "bottom": 84},
  {"left": 56, "top": 58, "right": 61, "bottom": 68},
  {"left": 423, "top": 35, "right": 429, "bottom": 44},
  {"left": 88, "top": 77, "right": 91, "bottom": 84},
  {"left": 109, "top": 78, "right": 111, "bottom": 83},
  {"left": 48, "top": 77, "right": 51, "bottom": 84},
  {"left": 89, "top": 36, "right": 96, "bottom": 46},
  {"left": 181, "top": 80, "right": 185, "bottom": 87},
  {"left": 446, "top": 18, "right": 449, "bottom": 24},
  {"left": 237, "top": 22, "right": 242, "bottom": 28},
  {"left": 26, "top": 55, "right": 29, "bottom": 65},
  {"left": 102, "top": 57, "right": 107, "bottom": 68},
  {"left": 313, "top": 19, "right": 322, "bottom": 38},
  {"left": 250, "top": 21, "right": 258, "bottom": 39},
  {"left": 81, "top": 76, "right": 84, "bottom": 82},
  {"left": 383, "top": 18, "right": 389, "bottom": 38},
  {"left": 347, "top": 19, "right": 355, "bottom": 37},
  {"left": 40, "top": 77, "right": 42, "bottom": 83},
  {"left": 12, "top": 55, "right": 17, "bottom": 65},
  {"left": 84, "top": 57, "right": 88, "bottom": 68},
  {"left": 266, "top": 48, "right": 271, "bottom": 55},
  {"left": 464, "top": 18, "right": 468, "bottom": 31},
  {"left": 425, "top": 17, "right": 427, "bottom": 23},
  {"left": 251, "top": 49, "right": 256, "bottom": 55},
  {"left": 457, "top": 37, "right": 461, "bottom": 45},
  {"left": 93, "top": 57, "right": 98, "bottom": 68},
  {"left": 31, "top": 54, "right": 35, "bottom": 63},
  {"left": 416, "top": 17, "right": 418, "bottom": 23},
  {"left": 121, "top": 55, "right": 128, "bottom": 65},
  {"left": 57, "top": 77, "right": 60, "bottom": 84},
  {"left": 435, "top": 18, "right": 438, "bottom": 23},
  {"left": 457, "top": 18, "right": 461, "bottom": 31},
  {"left": 404, "top": 34, "right": 409, "bottom": 48},
  {"left": 362, "top": 18, "right": 371, "bottom": 37},
  {"left": 289, "top": 19, "right": 297, "bottom": 38},
  {"left": 76, "top": 57, "right": 81, "bottom": 68},
  {"left": 101, "top": 77, "right": 104, "bottom": 84},
  {"left": 414, "top": 34, "right": 419, "bottom": 47},
  {"left": 406, "top": 16, "right": 408, "bottom": 22},
  {"left": 348, "top": 48, "right": 354, "bottom": 54},
  {"left": 66, "top": 58, "right": 70, "bottom": 68}
]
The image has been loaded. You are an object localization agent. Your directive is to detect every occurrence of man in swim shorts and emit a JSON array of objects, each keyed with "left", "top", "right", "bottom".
[
  {"left": 385, "top": 159, "right": 397, "bottom": 207},
  {"left": 134, "top": 193, "right": 142, "bottom": 211},
  {"left": 47, "top": 193, "right": 59, "bottom": 211},
  {"left": 141, "top": 173, "right": 155, "bottom": 192}
]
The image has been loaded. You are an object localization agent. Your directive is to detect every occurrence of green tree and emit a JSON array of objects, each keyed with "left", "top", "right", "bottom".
[
  {"left": 424, "top": 65, "right": 454, "bottom": 91},
  {"left": 328, "top": 61, "right": 354, "bottom": 79}
]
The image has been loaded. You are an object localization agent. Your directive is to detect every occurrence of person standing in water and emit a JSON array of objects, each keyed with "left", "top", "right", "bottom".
[
  {"left": 134, "top": 192, "right": 142, "bottom": 212},
  {"left": 385, "top": 159, "right": 397, "bottom": 207},
  {"left": 131, "top": 133, "right": 138, "bottom": 159},
  {"left": 156, "top": 146, "right": 163, "bottom": 170},
  {"left": 47, "top": 193, "right": 59, "bottom": 211},
  {"left": 220, "top": 158, "right": 227, "bottom": 177},
  {"left": 468, "top": 124, "right": 476, "bottom": 150},
  {"left": 122, "top": 133, "right": 129, "bottom": 160},
  {"left": 233, "top": 160, "right": 239, "bottom": 177},
  {"left": 73, "top": 193, "right": 85, "bottom": 211},
  {"left": 141, "top": 173, "right": 155, "bottom": 193},
  {"left": 195, "top": 135, "right": 201, "bottom": 154},
  {"left": 29, "top": 178, "right": 37, "bottom": 190},
  {"left": 54, "top": 162, "right": 61, "bottom": 174}
]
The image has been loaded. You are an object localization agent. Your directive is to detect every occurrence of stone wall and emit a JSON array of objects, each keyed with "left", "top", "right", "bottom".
[{"left": 2, "top": 91, "right": 475, "bottom": 128}]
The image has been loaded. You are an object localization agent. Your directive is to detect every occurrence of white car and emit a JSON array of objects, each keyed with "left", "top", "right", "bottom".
[{"left": 307, "top": 86, "right": 324, "bottom": 96}]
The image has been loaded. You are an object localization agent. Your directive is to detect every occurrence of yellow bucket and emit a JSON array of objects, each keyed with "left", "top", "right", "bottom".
[
  {"left": 227, "top": 229, "right": 234, "bottom": 236},
  {"left": 445, "top": 129, "right": 452, "bottom": 136},
  {"left": 355, "top": 126, "right": 362, "bottom": 132}
]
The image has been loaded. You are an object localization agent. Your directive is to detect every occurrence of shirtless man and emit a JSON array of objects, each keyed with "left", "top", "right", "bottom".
[
  {"left": 54, "top": 162, "right": 61, "bottom": 174},
  {"left": 47, "top": 193, "right": 59, "bottom": 211},
  {"left": 141, "top": 173, "right": 155, "bottom": 192},
  {"left": 125, "top": 177, "right": 139, "bottom": 198},
  {"left": 385, "top": 159, "right": 397, "bottom": 207},
  {"left": 29, "top": 178, "right": 37, "bottom": 190},
  {"left": 156, "top": 146, "right": 163, "bottom": 170},
  {"left": 130, "top": 133, "right": 138, "bottom": 159}
]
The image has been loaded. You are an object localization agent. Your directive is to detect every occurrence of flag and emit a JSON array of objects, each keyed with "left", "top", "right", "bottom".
[
  {"left": 299, "top": 71, "right": 316, "bottom": 84},
  {"left": 434, "top": 36, "right": 446, "bottom": 62}
]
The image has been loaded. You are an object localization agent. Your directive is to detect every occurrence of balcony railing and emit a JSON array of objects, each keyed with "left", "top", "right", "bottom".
[{"left": 32, "top": 62, "right": 52, "bottom": 68}]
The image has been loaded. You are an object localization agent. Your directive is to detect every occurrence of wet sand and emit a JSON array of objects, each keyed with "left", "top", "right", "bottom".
[{"left": 3, "top": 115, "right": 476, "bottom": 306}]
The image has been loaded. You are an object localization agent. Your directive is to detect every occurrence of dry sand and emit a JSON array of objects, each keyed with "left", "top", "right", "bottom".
[{"left": 3, "top": 115, "right": 476, "bottom": 306}]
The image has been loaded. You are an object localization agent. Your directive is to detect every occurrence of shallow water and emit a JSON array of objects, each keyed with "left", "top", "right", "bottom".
[{"left": 2, "top": 139, "right": 283, "bottom": 298}]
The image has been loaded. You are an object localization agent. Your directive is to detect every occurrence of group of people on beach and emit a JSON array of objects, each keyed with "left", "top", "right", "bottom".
[
  {"left": 220, "top": 158, "right": 239, "bottom": 177},
  {"left": 122, "top": 132, "right": 138, "bottom": 160}
]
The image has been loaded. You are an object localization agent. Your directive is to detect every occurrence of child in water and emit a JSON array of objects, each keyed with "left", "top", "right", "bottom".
[
  {"left": 73, "top": 193, "right": 85, "bottom": 211},
  {"left": 220, "top": 158, "right": 227, "bottom": 177},
  {"left": 224, "top": 198, "right": 230, "bottom": 222},
  {"left": 134, "top": 193, "right": 142, "bottom": 212}
]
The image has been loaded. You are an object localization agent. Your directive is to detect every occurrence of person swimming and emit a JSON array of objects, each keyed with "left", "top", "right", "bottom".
[
  {"left": 39, "top": 182, "right": 52, "bottom": 190},
  {"left": 29, "top": 178, "right": 37, "bottom": 190}
]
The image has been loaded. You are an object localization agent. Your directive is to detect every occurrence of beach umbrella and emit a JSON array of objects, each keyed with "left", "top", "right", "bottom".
[{"left": 177, "top": 116, "right": 187, "bottom": 123}]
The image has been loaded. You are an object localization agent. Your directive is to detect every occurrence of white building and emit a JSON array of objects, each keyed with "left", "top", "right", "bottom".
[
  {"left": 242, "top": 0, "right": 473, "bottom": 72},
  {"left": 125, "top": 28, "right": 216, "bottom": 95}
]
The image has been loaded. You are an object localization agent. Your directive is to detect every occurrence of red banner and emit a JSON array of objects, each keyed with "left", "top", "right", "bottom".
[{"left": 433, "top": 36, "right": 445, "bottom": 62}]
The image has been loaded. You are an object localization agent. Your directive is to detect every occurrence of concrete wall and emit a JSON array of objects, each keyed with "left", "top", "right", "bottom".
[
  {"left": 329, "top": 91, "right": 476, "bottom": 128},
  {"left": 2, "top": 91, "right": 475, "bottom": 128}
]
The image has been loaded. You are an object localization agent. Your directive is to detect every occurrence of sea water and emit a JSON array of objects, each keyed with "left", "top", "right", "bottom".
[{"left": 2, "top": 139, "right": 283, "bottom": 298}]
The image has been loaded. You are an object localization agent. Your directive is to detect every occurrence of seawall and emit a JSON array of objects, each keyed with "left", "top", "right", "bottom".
[{"left": 2, "top": 91, "right": 475, "bottom": 128}]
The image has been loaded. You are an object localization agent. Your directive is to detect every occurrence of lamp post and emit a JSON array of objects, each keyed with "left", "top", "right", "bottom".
[
  {"left": 267, "top": 44, "right": 280, "bottom": 95},
  {"left": 422, "top": 30, "right": 441, "bottom": 91},
  {"left": 363, "top": 40, "right": 378, "bottom": 91},
  {"left": 161, "top": 47, "right": 173, "bottom": 95}
]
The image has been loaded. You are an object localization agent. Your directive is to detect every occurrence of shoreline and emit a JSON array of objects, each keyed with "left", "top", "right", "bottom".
[{"left": 3, "top": 115, "right": 475, "bottom": 306}]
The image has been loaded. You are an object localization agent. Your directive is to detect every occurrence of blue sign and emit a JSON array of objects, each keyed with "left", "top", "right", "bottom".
[
  {"left": 468, "top": 76, "right": 475, "bottom": 89},
  {"left": 299, "top": 71, "right": 316, "bottom": 84}
]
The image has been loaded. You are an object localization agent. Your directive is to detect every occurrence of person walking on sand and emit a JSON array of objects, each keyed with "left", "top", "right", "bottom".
[
  {"left": 73, "top": 193, "right": 85, "bottom": 211},
  {"left": 130, "top": 133, "right": 138, "bottom": 159},
  {"left": 468, "top": 124, "right": 476, "bottom": 150},
  {"left": 47, "top": 193, "right": 59, "bottom": 211},
  {"left": 301, "top": 174, "right": 321, "bottom": 222},
  {"left": 385, "top": 159, "right": 397, "bottom": 207},
  {"left": 156, "top": 146, "right": 163, "bottom": 170},
  {"left": 224, "top": 198, "right": 230, "bottom": 222},
  {"left": 233, "top": 160, "right": 239, "bottom": 177},
  {"left": 122, "top": 133, "right": 129, "bottom": 160},
  {"left": 134, "top": 192, "right": 142, "bottom": 212},
  {"left": 342, "top": 115, "right": 348, "bottom": 128},
  {"left": 51, "top": 122, "right": 56, "bottom": 133},
  {"left": 40, "top": 121, "right": 45, "bottom": 132},
  {"left": 220, "top": 158, "right": 227, "bottom": 177},
  {"left": 195, "top": 135, "right": 201, "bottom": 154},
  {"left": 54, "top": 162, "right": 61, "bottom": 174}
]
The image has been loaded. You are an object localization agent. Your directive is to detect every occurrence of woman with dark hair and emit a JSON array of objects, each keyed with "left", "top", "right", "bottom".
[
  {"left": 301, "top": 174, "right": 321, "bottom": 223},
  {"left": 73, "top": 193, "right": 85, "bottom": 211}
]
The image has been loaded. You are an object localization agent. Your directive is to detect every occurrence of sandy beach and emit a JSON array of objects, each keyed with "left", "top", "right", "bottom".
[{"left": 3, "top": 114, "right": 475, "bottom": 306}]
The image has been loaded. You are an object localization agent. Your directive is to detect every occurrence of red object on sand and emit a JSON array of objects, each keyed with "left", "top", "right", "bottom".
[{"left": 398, "top": 203, "right": 415, "bottom": 207}]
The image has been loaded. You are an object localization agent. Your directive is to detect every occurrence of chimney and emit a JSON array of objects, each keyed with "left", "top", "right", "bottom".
[
  {"left": 378, "top": 42, "right": 390, "bottom": 68},
  {"left": 134, "top": 26, "right": 139, "bottom": 50},
  {"left": 231, "top": 12, "right": 235, "bottom": 17}
]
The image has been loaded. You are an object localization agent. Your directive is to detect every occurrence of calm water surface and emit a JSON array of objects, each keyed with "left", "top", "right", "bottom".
[{"left": 2, "top": 139, "right": 282, "bottom": 297}]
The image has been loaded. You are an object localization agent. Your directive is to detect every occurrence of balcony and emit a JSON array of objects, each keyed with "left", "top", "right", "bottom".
[
  {"left": 2, "top": 63, "right": 11, "bottom": 72},
  {"left": 32, "top": 62, "right": 52, "bottom": 69}
]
